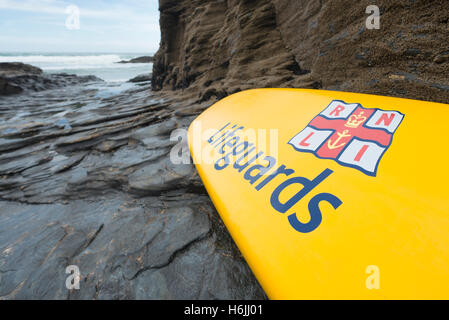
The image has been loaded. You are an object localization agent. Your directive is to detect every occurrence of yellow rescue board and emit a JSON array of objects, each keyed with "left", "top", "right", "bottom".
[{"left": 187, "top": 88, "right": 449, "bottom": 299}]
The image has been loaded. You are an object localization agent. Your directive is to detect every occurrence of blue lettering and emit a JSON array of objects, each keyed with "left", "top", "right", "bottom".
[
  {"left": 288, "top": 193, "right": 342, "bottom": 233},
  {"left": 270, "top": 169, "right": 333, "bottom": 213},
  {"left": 234, "top": 149, "right": 262, "bottom": 172},
  {"left": 211, "top": 122, "right": 343, "bottom": 233},
  {"left": 218, "top": 136, "right": 240, "bottom": 154},
  {"left": 243, "top": 156, "right": 276, "bottom": 185},
  {"left": 208, "top": 122, "right": 230, "bottom": 143},
  {"left": 255, "top": 165, "right": 294, "bottom": 191}
]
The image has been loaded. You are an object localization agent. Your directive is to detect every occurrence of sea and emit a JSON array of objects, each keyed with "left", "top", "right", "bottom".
[{"left": 0, "top": 52, "right": 153, "bottom": 82}]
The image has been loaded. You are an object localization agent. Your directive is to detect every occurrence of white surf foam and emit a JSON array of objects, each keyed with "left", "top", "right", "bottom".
[{"left": 0, "top": 53, "right": 153, "bottom": 82}]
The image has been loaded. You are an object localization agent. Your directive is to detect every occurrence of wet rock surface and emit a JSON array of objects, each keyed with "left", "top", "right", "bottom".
[
  {"left": 0, "top": 62, "right": 103, "bottom": 96},
  {"left": 0, "top": 82, "right": 266, "bottom": 299}
]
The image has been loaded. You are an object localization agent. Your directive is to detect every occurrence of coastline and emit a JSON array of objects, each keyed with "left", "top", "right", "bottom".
[{"left": 1, "top": 0, "right": 448, "bottom": 300}]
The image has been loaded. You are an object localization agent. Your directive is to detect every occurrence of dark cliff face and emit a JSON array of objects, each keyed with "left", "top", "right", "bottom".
[{"left": 152, "top": 0, "right": 449, "bottom": 103}]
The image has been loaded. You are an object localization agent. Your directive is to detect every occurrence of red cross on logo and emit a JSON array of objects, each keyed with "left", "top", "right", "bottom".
[{"left": 288, "top": 100, "right": 404, "bottom": 176}]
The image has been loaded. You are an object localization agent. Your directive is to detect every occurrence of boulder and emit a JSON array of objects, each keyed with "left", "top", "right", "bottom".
[
  {"left": 118, "top": 56, "right": 154, "bottom": 63},
  {"left": 0, "top": 62, "right": 103, "bottom": 96},
  {"left": 128, "top": 73, "right": 152, "bottom": 83},
  {"left": 0, "top": 62, "right": 43, "bottom": 77}
]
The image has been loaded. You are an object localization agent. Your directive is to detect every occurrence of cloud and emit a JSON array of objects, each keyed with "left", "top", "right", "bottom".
[
  {"left": 0, "top": 0, "right": 66, "bottom": 15},
  {"left": 0, "top": 0, "right": 160, "bottom": 52},
  {"left": 0, "top": 34, "right": 160, "bottom": 52},
  {"left": 0, "top": 0, "right": 159, "bottom": 22}
]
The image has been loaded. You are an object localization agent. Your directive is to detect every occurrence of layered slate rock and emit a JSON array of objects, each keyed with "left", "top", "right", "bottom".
[
  {"left": 0, "top": 81, "right": 265, "bottom": 299},
  {"left": 152, "top": 0, "right": 449, "bottom": 104}
]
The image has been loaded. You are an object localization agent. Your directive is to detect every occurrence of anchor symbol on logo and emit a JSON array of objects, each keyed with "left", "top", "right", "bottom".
[{"left": 327, "top": 129, "right": 351, "bottom": 150}]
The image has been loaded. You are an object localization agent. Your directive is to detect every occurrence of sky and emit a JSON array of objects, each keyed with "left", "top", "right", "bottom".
[{"left": 0, "top": 0, "right": 160, "bottom": 53}]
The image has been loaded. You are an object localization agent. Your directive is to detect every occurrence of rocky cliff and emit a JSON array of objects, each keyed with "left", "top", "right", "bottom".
[{"left": 152, "top": 0, "right": 449, "bottom": 104}]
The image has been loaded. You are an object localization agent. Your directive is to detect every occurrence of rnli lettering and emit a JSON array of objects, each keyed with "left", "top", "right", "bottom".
[{"left": 289, "top": 100, "right": 404, "bottom": 176}]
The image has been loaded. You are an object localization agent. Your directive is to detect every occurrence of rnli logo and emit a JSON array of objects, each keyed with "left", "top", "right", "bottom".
[{"left": 289, "top": 100, "right": 404, "bottom": 176}]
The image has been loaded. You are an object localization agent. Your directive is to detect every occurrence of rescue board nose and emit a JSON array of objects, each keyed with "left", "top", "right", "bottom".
[{"left": 188, "top": 88, "right": 449, "bottom": 299}]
